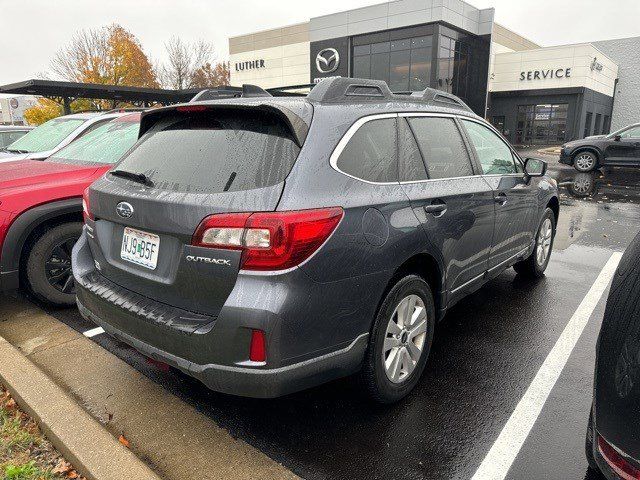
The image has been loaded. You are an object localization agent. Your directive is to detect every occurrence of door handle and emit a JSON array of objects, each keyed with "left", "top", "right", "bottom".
[
  {"left": 495, "top": 193, "right": 507, "bottom": 206},
  {"left": 424, "top": 202, "right": 447, "bottom": 217}
]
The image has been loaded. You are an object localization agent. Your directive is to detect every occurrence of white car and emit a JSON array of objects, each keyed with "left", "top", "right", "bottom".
[{"left": 0, "top": 111, "right": 135, "bottom": 163}]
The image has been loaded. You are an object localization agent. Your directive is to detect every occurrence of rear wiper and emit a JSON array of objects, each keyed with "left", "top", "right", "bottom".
[
  {"left": 109, "top": 169, "right": 154, "bottom": 187},
  {"left": 5, "top": 148, "right": 29, "bottom": 154}
]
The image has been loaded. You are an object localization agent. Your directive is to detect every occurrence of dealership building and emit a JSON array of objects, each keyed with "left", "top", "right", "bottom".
[{"left": 228, "top": 0, "right": 638, "bottom": 145}]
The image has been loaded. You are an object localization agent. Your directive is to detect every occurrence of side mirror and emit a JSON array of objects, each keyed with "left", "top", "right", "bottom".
[
  {"left": 524, "top": 157, "right": 547, "bottom": 178},
  {"left": 614, "top": 134, "right": 622, "bottom": 141}
]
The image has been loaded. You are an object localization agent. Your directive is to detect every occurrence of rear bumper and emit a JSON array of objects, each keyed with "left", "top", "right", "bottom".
[
  {"left": 72, "top": 229, "right": 370, "bottom": 398},
  {"left": 76, "top": 297, "right": 367, "bottom": 398}
]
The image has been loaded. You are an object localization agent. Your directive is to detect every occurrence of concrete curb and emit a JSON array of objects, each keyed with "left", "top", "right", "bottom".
[{"left": 0, "top": 334, "right": 161, "bottom": 480}]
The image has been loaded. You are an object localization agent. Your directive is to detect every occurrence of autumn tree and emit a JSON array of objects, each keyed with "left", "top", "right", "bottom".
[
  {"left": 51, "top": 24, "right": 158, "bottom": 88},
  {"left": 160, "top": 37, "right": 225, "bottom": 89},
  {"left": 191, "top": 62, "right": 230, "bottom": 88},
  {"left": 23, "top": 98, "right": 63, "bottom": 125}
]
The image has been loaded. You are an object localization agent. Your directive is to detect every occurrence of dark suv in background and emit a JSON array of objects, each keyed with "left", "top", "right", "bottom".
[
  {"left": 73, "top": 78, "right": 559, "bottom": 402},
  {"left": 560, "top": 123, "right": 640, "bottom": 172}
]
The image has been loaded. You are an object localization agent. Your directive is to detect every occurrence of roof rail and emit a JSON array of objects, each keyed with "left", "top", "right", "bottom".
[
  {"left": 190, "top": 84, "right": 272, "bottom": 102},
  {"left": 306, "top": 77, "right": 473, "bottom": 112},
  {"left": 307, "top": 78, "right": 393, "bottom": 104},
  {"left": 411, "top": 87, "right": 473, "bottom": 113}
]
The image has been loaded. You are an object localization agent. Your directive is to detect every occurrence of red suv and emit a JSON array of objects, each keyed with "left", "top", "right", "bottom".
[{"left": 0, "top": 113, "right": 140, "bottom": 306}]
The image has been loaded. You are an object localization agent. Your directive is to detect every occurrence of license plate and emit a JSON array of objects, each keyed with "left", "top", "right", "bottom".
[{"left": 120, "top": 227, "right": 160, "bottom": 270}]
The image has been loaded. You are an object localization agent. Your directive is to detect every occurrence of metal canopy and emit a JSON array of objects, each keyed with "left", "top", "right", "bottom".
[{"left": 0, "top": 79, "right": 196, "bottom": 112}]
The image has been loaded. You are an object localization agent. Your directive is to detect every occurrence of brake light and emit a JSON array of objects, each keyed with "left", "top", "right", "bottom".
[
  {"left": 176, "top": 105, "right": 208, "bottom": 112},
  {"left": 598, "top": 435, "right": 640, "bottom": 480},
  {"left": 249, "top": 330, "right": 266, "bottom": 362},
  {"left": 192, "top": 207, "right": 343, "bottom": 270},
  {"left": 82, "top": 188, "right": 93, "bottom": 222}
]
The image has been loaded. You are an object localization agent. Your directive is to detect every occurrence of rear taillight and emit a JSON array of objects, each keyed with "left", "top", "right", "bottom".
[
  {"left": 192, "top": 207, "right": 343, "bottom": 271},
  {"left": 598, "top": 435, "right": 640, "bottom": 480},
  {"left": 82, "top": 188, "right": 93, "bottom": 222},
  {"left": 249, "top": 330, "right": 267, "bottom": 362}
]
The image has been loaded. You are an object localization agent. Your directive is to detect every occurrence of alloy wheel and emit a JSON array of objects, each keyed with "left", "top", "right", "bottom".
[
  {"left": 575, "top": 153, "right": 595, "bottom": 171},
  {"left": 44, "top": 238, "right": 76, "bottom": 294},
  {"left": 536, "top": 218, "right": 553, "bottom": 267},
  {"left": 383, "top": 294, "right": 427, "bottom": 384}
]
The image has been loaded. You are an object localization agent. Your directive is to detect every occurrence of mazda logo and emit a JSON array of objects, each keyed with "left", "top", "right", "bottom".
[
  {"left": 316, "top": 48, "right": 340, "bottom": 74},
  {"left": 116, "top": 202, "right": 134, "bottom": 218}
]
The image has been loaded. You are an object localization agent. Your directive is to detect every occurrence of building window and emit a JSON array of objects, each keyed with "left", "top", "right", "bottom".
[
  {"left": 353, "top": 35, "right": 432, "bottom": 92},
  {"left": 516, "top": 104, "right": 568, "bottom": 145},
  {"left": 584, "top": 112, "right": 593, "bottom": 138},
  {"left": 603, "top": 115, "right": 611, "bottom": 135},
  {"left": 437, "top": 35, "right": 470, "bottom": 100},
  {"left": 594, "top": 114, "right": 602, "bottom": 136}
]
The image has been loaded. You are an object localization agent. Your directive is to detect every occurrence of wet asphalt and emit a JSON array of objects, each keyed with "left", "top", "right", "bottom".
[{"left": 41, "top": 150, "right": 640, "bottom": 480}]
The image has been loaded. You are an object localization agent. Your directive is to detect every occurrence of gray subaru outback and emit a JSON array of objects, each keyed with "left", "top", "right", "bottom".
[{"left": 73, "top": 78, "right": 559, "bottom": 403}]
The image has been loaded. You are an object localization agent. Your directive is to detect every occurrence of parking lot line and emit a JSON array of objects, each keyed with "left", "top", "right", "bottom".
[
  {"left": 471, "top": 251, "right": 623, "bottom": 480},
  {"left": 83, "top": 327, "right": 105, "bottom": 338}
]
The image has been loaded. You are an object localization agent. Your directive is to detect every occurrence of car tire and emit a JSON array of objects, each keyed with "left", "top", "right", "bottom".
[
  {"left": 25, "top": 222, "right": 82, "bottom": 307},
  {"left": 513, "top": 208, "right": 556, "bottom": 278},
  {"left": 360, "top": 275, "right": 435, "bottom": 404},
  {"left": 585, "top": 407, "right": 599, "bottom": 471},
  {"left": 573, "top": 151, "right": 598, "bottom": 172}
]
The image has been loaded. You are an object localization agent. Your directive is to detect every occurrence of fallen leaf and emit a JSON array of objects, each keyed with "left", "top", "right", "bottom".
[
  {"left": 53, "top": 460, "right": 73, "bottom": 475},
  {"left": 119, "top": 434, "right": 130, "bottom": 448},
  {"left": 5, "top": 397, "right": 16, "bottom": 410},
  {"left": 67, "top": 470, "right": 79, "bottom": 479}
]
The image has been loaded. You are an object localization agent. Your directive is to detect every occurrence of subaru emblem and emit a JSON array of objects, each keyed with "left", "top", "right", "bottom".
[{"left": 116, "top": 202, "right": 134, "bottom": 218}]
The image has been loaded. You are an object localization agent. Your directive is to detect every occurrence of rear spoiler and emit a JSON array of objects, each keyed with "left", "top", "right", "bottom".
[{"left": 138, "top": 102, "right": 311, "bottom": 147}]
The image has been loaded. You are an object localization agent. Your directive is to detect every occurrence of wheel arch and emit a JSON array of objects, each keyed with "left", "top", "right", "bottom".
[
  {"left": 382, "top": 253, "right": 446, "bottom": 323},
  {"left": 0, "top": 198, "right": 82, "bottom": 291},
  {"left": 572, "top": 146, "right": 602, "bottom": 164}
]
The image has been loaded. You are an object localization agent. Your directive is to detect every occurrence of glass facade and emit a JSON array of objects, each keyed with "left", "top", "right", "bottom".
[
  {"left": 350, "top": 24, "right": 483, "bottom": 109},
  {"left": 353, "top": 35, "right": 433, "bottom": 92},
  {"left": 516, "top": 104, "right": 568, "bottom": 144},
  {"left": 437, "top": 34, "right": 470, "bottom": 100}
]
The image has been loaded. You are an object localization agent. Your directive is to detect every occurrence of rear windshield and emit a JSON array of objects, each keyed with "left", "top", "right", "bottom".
[
  {"left": 49, "top": 119, "right": 140, "bottom": 165},
  {"left": 115, "top": 109, "right": 300, "bottom": 193},
  {"left": 6, "top": 117, "right": 86, "bottom": 153}
]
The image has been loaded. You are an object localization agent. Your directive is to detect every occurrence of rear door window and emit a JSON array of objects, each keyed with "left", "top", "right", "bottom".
[
  {"left": 398, "top": 118, "right": 428, "bottom": 182},
  {"left": 336, "top": 117, "right": 398, "bottom": 183},
  {"left": 406, "top": 116, "right": 473, "bottom": 179},
  {"left": 115, "top": 109, "right": 300, "bottom": 193}
]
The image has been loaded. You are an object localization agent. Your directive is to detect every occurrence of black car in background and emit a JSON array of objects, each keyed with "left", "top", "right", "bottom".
[
  {"left": 560, "top": 123, "right": 640, "bottom": 172},
  {"left": 586, "top": 231, "right": 640, "bottom": 479}
]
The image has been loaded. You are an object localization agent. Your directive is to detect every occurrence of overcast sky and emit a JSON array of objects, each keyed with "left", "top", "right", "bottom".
[{"left": 1, "top": 0, "right": 639, "bottom": 91}]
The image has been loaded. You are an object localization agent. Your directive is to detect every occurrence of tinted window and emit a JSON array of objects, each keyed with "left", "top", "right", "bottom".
[
  {"left": 49, "top": 118, "right": 139, "bottom": 165},
  {"left": 406, "top": 117, "right": 472, "bottom": 179},
  {"left": 461, "top": 119, "right": 517, "bottom": 175},
  {"left": 398, "top": 118, "right": 427, "bottom": 182},
  {"left": 115, "top": 109, "right": 300, "bottom": 193},
  {"left": 336, "top": 118, "right": 397, "bottom": 183},
  {"left": 6, "top": 117, "right": 85, "bottom": 153}
]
